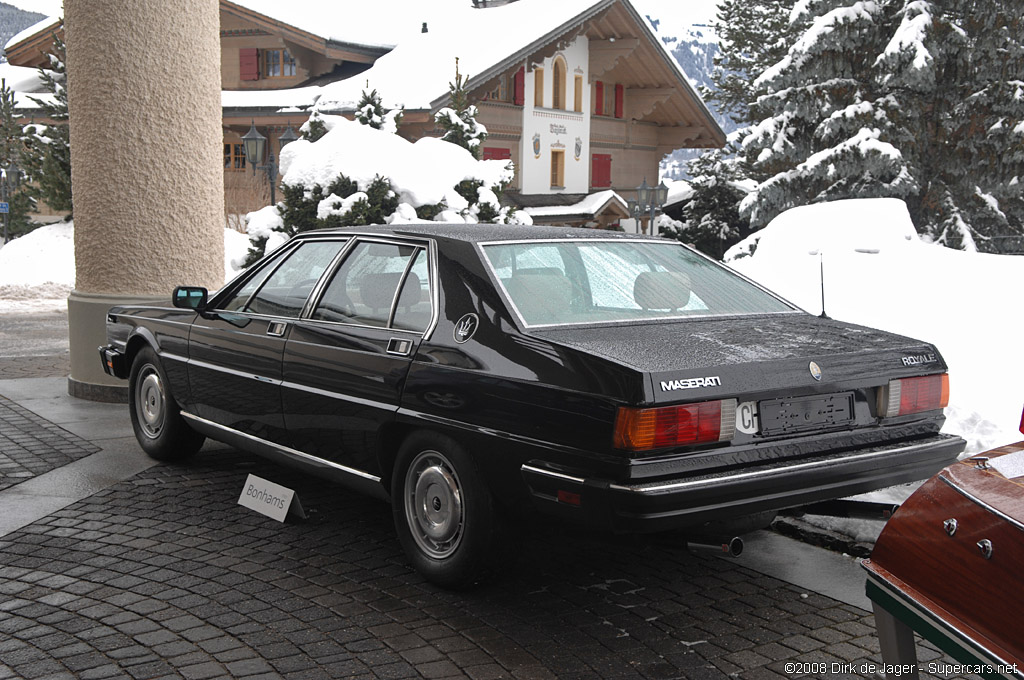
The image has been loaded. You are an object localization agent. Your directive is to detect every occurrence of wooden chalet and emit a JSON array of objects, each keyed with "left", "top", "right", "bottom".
[{"left": 5, "top": 0, "right": 724, "bottom": 229}]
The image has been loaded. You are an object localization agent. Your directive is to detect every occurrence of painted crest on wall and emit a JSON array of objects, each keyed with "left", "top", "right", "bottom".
[
  {"left": 532, "top": 133, "right": 541, "bottom": 159},
  {"left": 574, "top": 137, "right": 582, "bottom": 161}
]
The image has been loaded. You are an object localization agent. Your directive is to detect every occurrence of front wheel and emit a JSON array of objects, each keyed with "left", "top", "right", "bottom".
[
  {"left": 129, "top": 346, "right": 204, "bottom": 461},
  {"left": 392, "top": 432, "right": 497, "bottom": 589}
]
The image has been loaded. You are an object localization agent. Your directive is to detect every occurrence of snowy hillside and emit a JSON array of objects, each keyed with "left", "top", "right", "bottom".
[{"left": 639, "top": 14, "right": 736, "bottom": 180}]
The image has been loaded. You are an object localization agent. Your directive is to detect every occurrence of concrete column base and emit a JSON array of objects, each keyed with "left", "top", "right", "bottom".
[{"left": 67, "top": 290, "right": 167, "bottom": 403}]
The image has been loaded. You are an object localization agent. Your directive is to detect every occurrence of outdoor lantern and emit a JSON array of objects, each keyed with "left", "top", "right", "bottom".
[
  {"left": 655, "top": 180, "right": 669, "bottom": 207},
  {"left": 241, "top": 120, "right": 267, "bottom": 169},
  {"left": 278, "top": 124, "right": 299, "bottom": 153},
  {"left": 636, "top": 177, "right": 651, "bottom": 207},
  {"left": 6, "top": 164, "right": 21, "bottom": 190}
]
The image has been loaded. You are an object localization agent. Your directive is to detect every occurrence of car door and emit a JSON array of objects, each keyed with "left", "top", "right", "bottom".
[
  {"left": 282, "top": 237, "right": 434, "bottom": 477},
  {"left": 187, "top": 238, "right": 348, "bottom": 445}
]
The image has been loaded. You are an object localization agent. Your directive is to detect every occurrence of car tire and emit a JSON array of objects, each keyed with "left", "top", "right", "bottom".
[
  {"left": 392, "top": 431, "right": 497, "bottom": 589},
  {"left": 129, "top": 346, "right": 204, "bottom": 462}
]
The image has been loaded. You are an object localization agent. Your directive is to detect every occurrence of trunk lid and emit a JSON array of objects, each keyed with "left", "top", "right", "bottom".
[{"left": 532, "top": 314, "right": 946, "bottom": 405}]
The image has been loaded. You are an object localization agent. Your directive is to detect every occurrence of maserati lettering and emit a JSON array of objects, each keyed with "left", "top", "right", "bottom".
[{"left": 660, "top": 376, "right": 722, "bottom": 392}]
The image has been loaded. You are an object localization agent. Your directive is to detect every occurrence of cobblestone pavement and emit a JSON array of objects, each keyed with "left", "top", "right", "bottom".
[
  {"left": 0, "top": 393, "right": 100, "bottom": 491},
  {"left": 0, "top": 354, "right": 71, "bottom": 380},
  {"left": 0, "top": 446, "right": 971, "bottom": 680}
]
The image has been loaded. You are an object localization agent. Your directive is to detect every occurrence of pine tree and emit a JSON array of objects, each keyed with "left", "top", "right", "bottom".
[
  {"left": 739, "top": 0, "right": 915, "bottom": 230},
  {"left": 660, "top": 150, "right": 752, "bottom": 260},
  {"left": 22, "top": 29, "right": 72, "bottom": 217},
  {"left": 435, "top": 58, "right": 487, "bottom": 159},
  {"left": 0, "top": 79, "right": 33, "bottom": 240},
  {"left": 703, "top": 0, "right": 795, "bottom": 125},
  {"left": 355, "top": 88, "right": 403, "bottom": 133}
]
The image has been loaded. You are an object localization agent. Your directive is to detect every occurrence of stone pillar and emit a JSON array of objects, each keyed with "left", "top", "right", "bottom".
[{"left": 65, "top": 0, "right": 224, "bottom": 401}]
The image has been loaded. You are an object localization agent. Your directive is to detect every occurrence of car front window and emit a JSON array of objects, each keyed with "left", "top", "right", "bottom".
[
  {"left": 482, "top": 240, "right": 795, "bottom": 327},
  {"left": 223, "top": 240, "right": 347, "bottom": 317}
]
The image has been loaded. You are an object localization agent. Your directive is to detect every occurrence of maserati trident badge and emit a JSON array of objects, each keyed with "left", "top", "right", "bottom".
[
  {"left": 454, "top": 313, "right": 479, "bottom": 344},
  {"left": 809, "top": 361, "right": 822, "bottom": 381}
]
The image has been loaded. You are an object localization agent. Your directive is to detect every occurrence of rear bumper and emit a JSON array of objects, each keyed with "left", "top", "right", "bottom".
[
  {"left": 521, "top": 433, "right": 965, "bottom": 533},
  {"left": 99, "top": 344, "right": 129, "bottom": 379}
]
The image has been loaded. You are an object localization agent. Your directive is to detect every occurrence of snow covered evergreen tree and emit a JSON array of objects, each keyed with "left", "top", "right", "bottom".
[
  {"left": 434, "top": 58, "right": 487, "bottom": 159},
  {"left": 660, "top": 150, "right": 752, "bottom": 260},
  {"left": 355, "top": 88, "right": 403, "bottom": 133},
  {"left": 0, "top": 80, "right": 33, "bottom": 239},
  {"left": 22, "top": 29, "right": 72, "bottom": 218},
  {"left": 703, "top": 0, "right": 795, "bottom": 125},
  {"left": 735, "top": 0, "right": 1023, "bottom": 249},
  {"left": 739, "top": 0, "right": 915, "bottom": 230}
]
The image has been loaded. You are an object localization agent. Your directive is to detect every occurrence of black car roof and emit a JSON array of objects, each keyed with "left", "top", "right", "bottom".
[{"left": 293, "top": 223, "right": 663, "bottom": 245}]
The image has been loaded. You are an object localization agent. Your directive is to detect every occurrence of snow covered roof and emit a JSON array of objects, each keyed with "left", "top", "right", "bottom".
[
  {"left": 4, "top": 15, "right": 59, "bottom": 54},
  {"left": 221, "top": 86, "right": 320, "bottom": 112},
  {"left": 312, "top": 0, "right": 721, "bottom": 141},
  {"left": 522, "top": 190, "right": 629, "bottom": 219},
  {"left": 314, "top": 0, "right": 606, "bottom": 112},
  {"left": 0, "top": 62, "right": 47, "bottom": 94},
  {"left": 226, "top": 0, "right": 472, "bottom": 51}
]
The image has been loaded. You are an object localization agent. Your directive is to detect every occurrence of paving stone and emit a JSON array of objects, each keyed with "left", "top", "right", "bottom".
[{"left": 0, "top": 396, "right": 981, "bottom": 680}]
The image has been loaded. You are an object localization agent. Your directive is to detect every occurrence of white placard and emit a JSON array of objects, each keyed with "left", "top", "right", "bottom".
[
  {"left": 990, "top": 451, "right": 1024, "bottom": 480},
  {"left": 238, "top": 473, "right": 297, "bottom": 522}
]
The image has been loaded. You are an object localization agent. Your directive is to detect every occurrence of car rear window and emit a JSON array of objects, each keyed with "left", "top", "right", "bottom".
[{"left": 482, "top": 240, "right": 795, "bottom": 327}]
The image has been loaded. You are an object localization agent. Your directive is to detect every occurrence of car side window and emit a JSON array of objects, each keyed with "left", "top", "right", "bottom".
[
  {"left": 312, "top": 241, "right": 430, "bottom": 330},
  {"left": 231, "top": 240, "right": 347, "bottom": 318}
]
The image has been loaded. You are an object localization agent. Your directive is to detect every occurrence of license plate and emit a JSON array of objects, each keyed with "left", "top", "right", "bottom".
[{"left": 758, "top": 392, "right": 854, "bottom": 435}]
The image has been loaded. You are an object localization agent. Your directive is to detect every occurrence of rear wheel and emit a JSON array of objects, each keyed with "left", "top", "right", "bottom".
[
  {"left": 129, "top": 346, "right": 204, "bottom": 461},
  {"left": 392, "top": 432, "right": 496, "bottom": 589}
]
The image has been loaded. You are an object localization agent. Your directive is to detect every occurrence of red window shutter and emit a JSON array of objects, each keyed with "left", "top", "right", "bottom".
[
  {"left": 614, "top": 84, "right": 624, "bottom": 118},
  {"left": 239, "top": 48, "right": 259, "bottom": 81},
  {"left": 483, "top": 147, "right": 511, "bottom": 161},
  {"left": 513, "top": 67, "right": 525, "bottom": 106},
  {"left": 592, "top": 154, "right": 612, "bottom": 188},
  {"left": 595, "top": 81, "right": 604, "bottom": 115}
]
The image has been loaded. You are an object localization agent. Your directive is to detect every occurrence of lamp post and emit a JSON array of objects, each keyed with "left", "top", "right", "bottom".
[
  {"left": 1, "top": 164, "right": 22, "bottom": 245},
  {"left": 626, "top": 176, "right": 669, "bottom": 236},
  {"left": 242, "top": 120, "right": 299, "bottom": 206}
]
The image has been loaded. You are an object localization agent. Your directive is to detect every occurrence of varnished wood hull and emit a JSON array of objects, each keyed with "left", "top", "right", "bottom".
[{"left": 864, "top": 441, "right": 1024, "bottom": 677}]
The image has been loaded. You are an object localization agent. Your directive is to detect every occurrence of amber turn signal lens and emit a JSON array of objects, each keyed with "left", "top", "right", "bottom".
[{"left": 614, "top": 399, "right": 736, "bottom": 451}]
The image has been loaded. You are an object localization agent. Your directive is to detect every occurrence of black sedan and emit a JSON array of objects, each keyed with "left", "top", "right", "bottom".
[{"left": 100, "top": 224, "right": 965, "bottom": 587}]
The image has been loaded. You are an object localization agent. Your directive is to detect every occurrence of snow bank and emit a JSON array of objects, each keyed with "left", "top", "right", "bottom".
[
  {"left": 726, "top": 197, "right": 1024, "bottom": 454},
  {"left": 0, "top": 223, "right": 254, "bottom": 313}
]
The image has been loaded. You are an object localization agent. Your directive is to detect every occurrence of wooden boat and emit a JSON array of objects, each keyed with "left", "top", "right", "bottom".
[{"left": 863, "top": 416, "right": 1024, "bottom": 679}]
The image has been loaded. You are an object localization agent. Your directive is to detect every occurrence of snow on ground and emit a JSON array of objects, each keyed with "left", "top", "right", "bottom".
[
  {"left": 726, "top": 197, "right": 1023, "bottom": 541},
  {"left": 0, "top": 222, "right": 252, "bottom": 313}
]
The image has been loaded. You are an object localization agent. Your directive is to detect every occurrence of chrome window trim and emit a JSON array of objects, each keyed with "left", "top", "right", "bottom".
[
  {"left": 301, "top": 234, "right": 439, "bottom": 340},
  {"left": 210, "top": 239, "right": 303, "bottom": 312},
  {"left": 476, "top": 237, "right": 800, "bottom": 330},
  {"left": 180, "top": 411, "right": 381, "bottom": 483}
]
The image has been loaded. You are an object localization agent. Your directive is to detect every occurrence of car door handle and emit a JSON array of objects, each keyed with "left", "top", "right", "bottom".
[
  {"left": 267, "top": 321, "right": 288, "bottom": 337},
  {"left": 387, "top": 338, "right": 414, "bottom": 356}
]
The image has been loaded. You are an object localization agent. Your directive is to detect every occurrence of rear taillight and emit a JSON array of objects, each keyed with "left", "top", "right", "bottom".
[
  {"left": 877, "top": 374, "right": 949, "bottom": 418},
  {"left": 614, "top": 399, "right": 737, "bottom": 451}
]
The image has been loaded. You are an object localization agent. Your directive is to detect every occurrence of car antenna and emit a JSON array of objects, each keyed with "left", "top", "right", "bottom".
[{"left": 810, "top": 250, "right": 829, "bottom": 319}]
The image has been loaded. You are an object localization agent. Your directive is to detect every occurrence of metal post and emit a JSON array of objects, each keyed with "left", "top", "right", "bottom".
[
  {"left": 264, "top": 154, "right": 277, "bottom": 206},
  {"left": 1, "top": 172, "right": 8, "bottom": 245}
]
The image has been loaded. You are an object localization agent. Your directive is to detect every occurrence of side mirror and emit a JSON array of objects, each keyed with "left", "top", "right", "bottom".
[{"left": 173, "top": 286, "right": 208, "bottom": 311}]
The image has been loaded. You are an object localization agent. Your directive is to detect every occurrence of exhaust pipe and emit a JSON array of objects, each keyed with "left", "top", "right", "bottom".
[
  {"left": 687, "top": 536, "right": 743, "bottom": 558},
  {"left": 796, "top": 499, "right": 900, "bottom": 520}
]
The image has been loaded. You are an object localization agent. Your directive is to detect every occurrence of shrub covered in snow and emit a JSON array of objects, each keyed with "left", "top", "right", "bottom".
[{"left": 243, "top": 113, "right": 528, "bottom": 262}]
